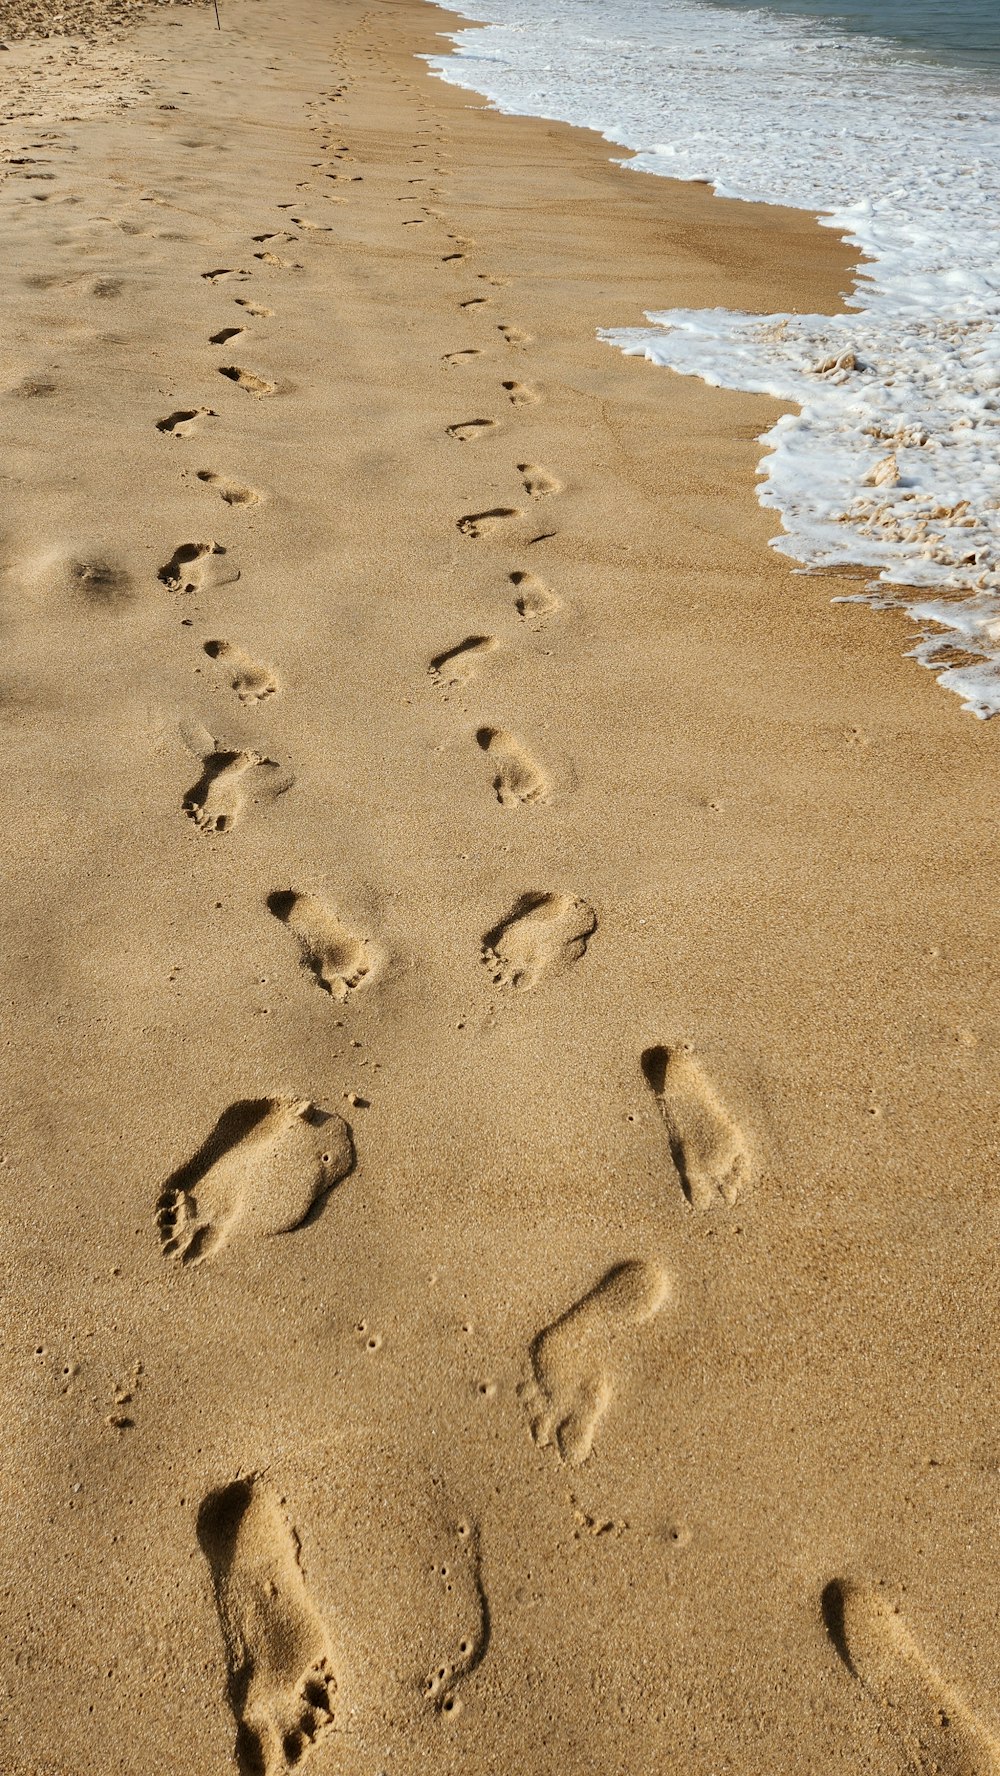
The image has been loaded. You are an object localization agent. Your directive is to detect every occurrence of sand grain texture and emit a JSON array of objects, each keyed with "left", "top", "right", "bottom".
[{"left": 0, "top": 0, "right": 997, "bottom": 1771}]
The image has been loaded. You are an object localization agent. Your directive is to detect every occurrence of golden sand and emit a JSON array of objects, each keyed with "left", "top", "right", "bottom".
[{"left": 0, "top": 0, "right": 997, "bottom": 1771}]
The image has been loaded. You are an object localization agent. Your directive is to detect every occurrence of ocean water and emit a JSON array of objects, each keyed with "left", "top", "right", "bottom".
[
  {"left": 427, "top": 1, "right": 1000, "bottom": 717},
  {"left": 708, "top": 1, "right": 1000, "bottom": 73}
]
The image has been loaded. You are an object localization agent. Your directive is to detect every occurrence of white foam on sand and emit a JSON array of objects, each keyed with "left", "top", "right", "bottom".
[{"left": 426, "top": 0, "right": 1000, "bottom": 717}]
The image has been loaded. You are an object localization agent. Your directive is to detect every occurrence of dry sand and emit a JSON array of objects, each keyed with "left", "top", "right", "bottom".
[{"left": 0, "top": 0, "right": 997, "bottom": 1771}]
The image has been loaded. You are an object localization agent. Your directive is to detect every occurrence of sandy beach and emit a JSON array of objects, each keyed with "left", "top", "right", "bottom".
[{"left": 0, "top": 0, "right": 997, "bottom": 1770}]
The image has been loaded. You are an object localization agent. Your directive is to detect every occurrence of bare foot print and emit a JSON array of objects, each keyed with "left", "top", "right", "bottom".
[
  {"left": 511, "top": 570, "right": 560, "bottom": 626},
  {"left": 158, "top": 1097, "right": 352, "bottom": 1265},
  {"left": 447, "top": 418, "right": 497, "bottom": 443},
  {"left": 219, "top": 365, "right": 277, "bottom": 397},
  {"left": 159, "top": 541, "right": 239, "bottom": 594},
  {"left": 502, "top": 380, "right": 539, "bottom": 406},
  {"left": 268, "top": 890, "right": 378, "bottom": 1001},
  {"left": 641, "top": 1044, "right": 751, "bottom": 1210},
  {"left": 184, "top": 749, "right": 272, "bottom": 834},
  {"left": 822, "top": 1581, "right": 1000, "bottom": 1776},
  {"left": 201, "top": 266, "right": 250, "bottom": 282},
  {"left": 442, "top": 349, "right": 482, "bottom": 368},
  {"left": 519, "top": 1262, "right": 670, "bottom": 1465},
  {"left": 209, "top": 325, "right": 244, "bottom": 345},
  {"left": 156, "top": 406, "right": 218, "bottom": 437},
  {"left": 518, "top": 462, "right": 561, "bottom": 498},
  {"left": 196, "top": 470, "right": 262, "bottom": 507},
  {"left": 235, "top": 297, "right": 274, "bottom": 317},
  {"left": 203, "top": 638, "right": 280, "bottom": 704},
  {"left": 498, "top": 323, "right": 532, "bottom": 346},
  {"left": 482, "top": 891, "right": 596, "bottom": 990},
  {"left": 457, "top": 507, "right": 522, "bottom": 540},
  {"left": 476, "top": 727, "right": 549, "bottom": 807},
  {"left": 430, "top": 635, "right": 497, "bottom": 689},
  {"left": 198, "top": 1478, "right": 337, "bottom": 1774}
]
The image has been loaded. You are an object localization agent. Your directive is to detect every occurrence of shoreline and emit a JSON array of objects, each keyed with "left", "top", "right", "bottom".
[{"left": 0, "top": 1, "right": 997, "bottom": 1771}]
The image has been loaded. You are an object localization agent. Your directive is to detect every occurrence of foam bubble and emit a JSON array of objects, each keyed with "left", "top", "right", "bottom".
[{"left": 426, "top": 0, "right": 1000, "bottom": 716}]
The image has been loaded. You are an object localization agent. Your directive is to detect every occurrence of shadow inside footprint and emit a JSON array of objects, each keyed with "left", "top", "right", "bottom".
[
  {"left": 819, "top": 1578, "right": 1000, "bottom": 1776},
  {"left": 158, "top": 1097, "right": 353, "bottom": 1266},
  {"left": 267, "top": 889, "right": 378, "bottom": 1001},
  {"left": 198, "top": 1478, "right": 338, "bottom": 1775},
  {"left": 642, "top": 1043, "right": 751, "bottom": 1210},
  {"left": 520, "top": 1261, "right": 670, "bottom": 1465}
]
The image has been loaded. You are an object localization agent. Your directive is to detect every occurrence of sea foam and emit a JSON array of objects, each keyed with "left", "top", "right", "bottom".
[{"left": 426, "top": 0, "right": 1000, "bottom": 717}]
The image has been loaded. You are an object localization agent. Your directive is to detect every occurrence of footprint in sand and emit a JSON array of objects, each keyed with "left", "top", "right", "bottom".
[
  {"left": 510, "top": 570, "right": 561, "bottom": 626},
  {"left": 429, "top": 635, "right": 497, "bottom": 689},
  {"left": 201, "top": 267, "right": 250, "bottom": 283},
  {"left": 498, "top": 323, "right": 532, "bottom": 346},
  {"left": 196, "top": 470, "right": 262, "bottom": 507},
  {"left": 503, "top": 380, "right": 539, "bottom": 406},
  {"left": 457, "top": 507, "right": 522, "bottom": 540},
  {"left": 254, "top": 250, "right": 303, "bottom": 270},
  {"left": 203, "top": 639, "right": 280, "bottom": 704},
  {"left": 267, "top": 890, "right": 379, "bottom": 1001},
  {"left": 219, "top": 365, "right": 278, "bottom": 398},
  {"left": 519, "top": 462, "right": 561, "bottom": 499},
  {"left": 158, "top": 1097, "right": 352, "bottom": 1266},
  {"left": 235, "top": 297, "right": 274, "bottom": 318},
  {"left": 476, "top": 727, "right": 549, "bottom": 808},
  {"left": 442, "top": 252, "right": 466, "bottom": 265},
  {"left": 447, "top": 418, "right": 497, "bottom": 443},
  {"left": 519, "top": 1262, "right": 670, "bottom": 1465},
  {"left": 641, "top": 1044, "right": 751, "bottom": 1210},
  {"left": 159, "top": 541, "right": 239, "bottom": 594},
  {"left": 482, "top": 891, "right": 596, "bottom": 990},
  {"left": 822, "top": 1580, "right": 1000, "bottom": 1776},
  {"left": 198, "top": 1478, "right": 336, "bottom": 1775},
  {"left": 209, "top": 326, "right": 245, "bottom": 345},
  {"left": 156, "top": 406, "right": 217, "bottom": 437},
  {"left": 442, "top": 349, "right": 483, "bottom": 368},
  {"left": 184, "top": 749, "right": 277, "bottom": 834}
]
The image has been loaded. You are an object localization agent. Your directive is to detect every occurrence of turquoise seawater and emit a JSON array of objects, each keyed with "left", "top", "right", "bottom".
[{"left": 705, "top": 0, "right": 1000, "bottom": 72}]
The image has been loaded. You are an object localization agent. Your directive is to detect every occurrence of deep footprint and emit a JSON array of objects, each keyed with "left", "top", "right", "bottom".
[
  {"left": 520, "top": 1262, "right": 670, "bottom": 1465},
  {"left": 476, "top": 727, "right": 549, "bottom": 807},
  {"left": 159, "top": 541, "right": 239, "bottom": 594},
  {"left": 429, "top": 635, "right": 497, "bottom": 689},
  {"left": 219, "top": 365, "right": 277, "bottom": 397},
  {"left": 156, "top": 406, "right": 218, "bottom": 437},
  {"left": 502, "top": 380, "right": 539, "bottom": 406},
  {"left": 447, "top": 418, "right": 497, "bottom": 443},
  {"left": 641, "top": 1045, "right": 751, "bottom": 1210},
  {"left": 204, "top": 638, "right": 280, "bottom": 704},
  {"left": 519, "top": 462, "right": 561, "bottom": 498},
  {"left": 196, "top": 470, "right": 262, "bottom": 507},
  {"left": 482, "top": 891, "right": 596, "bottom": 990},
  {"left": 158, "top": 1097, "right": 353, "bottom": 1265},
  {"left": 822, "top": 1580, "right": 1000, "bottom": 1776},
  {"left": 184, "top": 749, "right": 273, "bottom": 834},
  {"left": 457, "top": 507, "right": 522, "bottom": 540},
  {"left": 510, "top": 570, "right": 560, "bottom": 625},
  {"left": 198, "top": 1478, "right": 337, "bottom": 1776},
  {"left": 267, "top": 889, "right": 378, "bottom": 1001}
]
